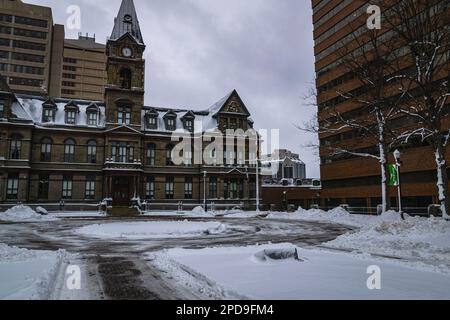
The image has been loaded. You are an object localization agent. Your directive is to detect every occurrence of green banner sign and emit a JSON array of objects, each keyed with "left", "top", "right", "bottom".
[{"left": 388, "top": 164, "right": 398, "bottom": 187}]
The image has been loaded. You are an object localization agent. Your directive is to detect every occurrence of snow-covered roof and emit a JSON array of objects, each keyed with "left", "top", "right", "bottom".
[
  {"left": 14, "top": 95, "right": 106, "bottom": 128},
  {"left": 207, "top": 91, "right": 234, "bottom": 117},
  {"left": 11, "top": 89, "right": 251, "bottom": 133},
  {"left": 141, "top": 108, "right": 218, "bottom": 134}
]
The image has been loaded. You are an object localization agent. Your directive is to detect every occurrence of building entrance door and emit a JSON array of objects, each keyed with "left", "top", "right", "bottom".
[{"left": 112, "top": 176, "right": 131, "bottom": 206}]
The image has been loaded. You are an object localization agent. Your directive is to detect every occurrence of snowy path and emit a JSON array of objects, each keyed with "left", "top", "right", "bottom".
[
  {"left": 0, "top": 217, "right": 351, "bottom": 300},
  {"left": 2, "top": 211, "right": 449, "bottom": 300}
]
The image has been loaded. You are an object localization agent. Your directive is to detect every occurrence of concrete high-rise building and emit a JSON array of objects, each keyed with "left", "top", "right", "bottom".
[
  {"left": 61, "top": 34, "right": 107, "bottom": 101},
  {"left": 0, "top": 0, "right": 64, "bottom": 96}
]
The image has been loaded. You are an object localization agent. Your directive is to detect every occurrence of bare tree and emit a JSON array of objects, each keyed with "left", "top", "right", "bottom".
[
  {"left": 386, "top": 0, "right": 450, "bottom": 219},
  {"left": 304, "top": 19, "right": 404, "bottom": 213}
]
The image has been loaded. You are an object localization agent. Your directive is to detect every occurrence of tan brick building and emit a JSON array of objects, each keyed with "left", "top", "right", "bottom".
[
  {"left": 0, "top": 0, "right": 67, "bottom": 97},
  {"left": 61, "top": 35, "right": 107, "bottom": 101},
  {"left": 0, "top": 0, "right": 261, "bottom": 210},
  {"left": 312, "top": 0, "right": 450, "bottom": 210}
]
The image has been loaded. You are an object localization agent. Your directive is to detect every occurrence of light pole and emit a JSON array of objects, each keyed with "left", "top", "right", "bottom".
[
  {"left": 203, "top": 171, "right": 207, "bottom": 212},
  {"left": 394, "top": 149, "right": 405, "bottom": 220},
  {"left": 255, "top": 154, "right": 260, "bottom": 212}
]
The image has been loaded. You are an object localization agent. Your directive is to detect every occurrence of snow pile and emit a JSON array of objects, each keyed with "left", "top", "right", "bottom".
[
  {"left": 267, "top": 207, "right": 380, "bottom": 227},
  {"left": 0, "top": 244, "right": 69, "bottom": 299},
  {"left": 217, "top": 210, "right": 265, "bottom": 218},
  {"left": 204, "top": 223, "right": 227, "bottom": 235},
  {"left": 252, "top": 247, "right": 304, "bottom": 263},
  {"left": 326, "top": 214, "right": 450, "bottom": 274},
  {"left": 192, "top": 206, "right": 205, "bottom": 214},
  {"left": 0, "top": 205, "right": 58, "bottom": 222},
  {"left": 35, "top": 207, "right": 48, "bottom": 215},
  {"left": 75, "top": 221, "right": 229, "bottom": 239},
  {"left": 150, "top": 244, "right": 450, "bottom": 300}
]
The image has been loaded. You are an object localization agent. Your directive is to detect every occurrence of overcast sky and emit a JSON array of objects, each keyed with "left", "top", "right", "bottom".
[{"left": 27, "top": 0, "right": 320, "bottom": 177}]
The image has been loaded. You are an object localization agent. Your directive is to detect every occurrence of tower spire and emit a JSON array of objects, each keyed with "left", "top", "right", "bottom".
[{"left": 110, "top": 0, "right": 144, "bottom": 45}]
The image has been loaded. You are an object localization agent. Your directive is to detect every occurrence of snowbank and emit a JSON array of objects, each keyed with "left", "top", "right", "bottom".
[
  {"left": 326, "top": 214, "right": 450, "bottom": 273},
  {"left": 192, "top": 206, "right": 206, "bottom": 214},
  {"left": 75, "top": 221, "right": 229, "bottom": 239},
  {"left": 150, "top": 244, "right": 450, "bottom": 300},
  {"left": 0, "top": 244, "right": 68, "bottom": 299},
  {"left": 267, "top": 208, "right": 450, "bottom": 273},
  {"left": 0, "top": 205, "right": 58, "bottom": 222},
  {"left": 267, "top": 207, "right": 399, "bottom": 227}
]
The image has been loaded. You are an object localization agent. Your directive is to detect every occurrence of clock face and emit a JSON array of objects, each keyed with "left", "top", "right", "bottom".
[{"left": 122, "top": 47, "right": 132, "bottom": 57}]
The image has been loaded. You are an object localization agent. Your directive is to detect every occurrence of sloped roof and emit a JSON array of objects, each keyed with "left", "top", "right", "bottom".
[{"left": 110, "top": 0, "right": 144, "bottom": 45}]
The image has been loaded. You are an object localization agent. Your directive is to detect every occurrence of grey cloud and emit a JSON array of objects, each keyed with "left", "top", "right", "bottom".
[{"left": 27, "top": 0, "right": 320, "bottom": 177}]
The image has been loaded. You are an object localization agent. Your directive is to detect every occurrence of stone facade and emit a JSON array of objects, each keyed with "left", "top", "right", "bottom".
[{"left": 0, "top": 0, "right": 261, "bottom": 210}]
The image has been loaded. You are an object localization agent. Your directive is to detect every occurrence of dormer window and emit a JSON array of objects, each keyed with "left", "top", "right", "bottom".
[
  {"left": 181, "top": 111, "right": 195, "bottom": 133},
  {"left": 164, "top": 111, "right": 177, "bottom": 131},
  {"left": 87, "top": 112, "right": 98, "bottom": 126},
  {"left": 148, "top": 116, "right": 157, "bottom": 127},
  {"left": 66, "top": 110, "right": 77, "bottom": 124},
  {"left": 145, "top": 109, "right": 159, "bottom": 130},
  {"left": 86, "top": 104, "right": 99, "bottom": 126},
  {"left": 185, "top": 119, "right": 194, "bottom": 132},
  {"left": 42, "top": 107, "right": 55, "bottom": 123},
  {"left": 167, "top": 118, "right": 175, "bottom": 130},
  {"left": 65, "top": 102, "right": 79, "bottom": 125}
]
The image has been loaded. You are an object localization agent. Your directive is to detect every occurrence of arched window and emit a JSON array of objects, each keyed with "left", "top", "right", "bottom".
[
  {"left": 40, "top": 137, "right": 52, "bottom": 162},
  {"left": 146, "top": 143, "right": 156, "bottom": 166},
  {"left": 87, "top": 140, "right": 97, "bottom": 164},
  {"left": 64, "top": 139, "right": 76, "bottom": 163},
  {"left": 9, "top": 134, "right": 22, "bottom": 160},
  {"left": 119, "top": 68, "right": 132, "bottom": 89},
  {"left": 166, "top": 144, "right": 174, "bottom": 166}
]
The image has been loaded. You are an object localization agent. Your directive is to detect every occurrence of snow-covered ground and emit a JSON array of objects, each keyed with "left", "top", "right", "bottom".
[
  {"left": 75, "top": 221, "right": 229, "bottom": 240},
  {"left": 149, "top": 244, "right": 450, "bottom": 300},
  {"left": 268, "top": 208, "right": 450, "bottom": 274},
  {"left": 143, "top": 207, "right": 264, "bottom": 219},
  {"left": 0, "top": 244, "right": 69, "bottom": 300},
  {"left": 0, "top": 205, "right": 59, "bottom": 222}
]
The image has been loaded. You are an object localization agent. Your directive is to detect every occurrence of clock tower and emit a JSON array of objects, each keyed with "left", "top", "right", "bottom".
[{"left": 105, "top": 0, "right": 146, "bottom": 130}]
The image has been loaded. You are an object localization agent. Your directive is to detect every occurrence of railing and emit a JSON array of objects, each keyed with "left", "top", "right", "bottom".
[
  {"left": 0, "top": 202, "right": 103, "bottom": 213},
  {"left": 141, "top": 201, "right": 245, "bottom": 212}
]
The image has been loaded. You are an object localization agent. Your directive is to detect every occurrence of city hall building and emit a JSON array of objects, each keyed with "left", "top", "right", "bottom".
[{"left": 0, "top": 0, "right": 260, "bottom": 209}]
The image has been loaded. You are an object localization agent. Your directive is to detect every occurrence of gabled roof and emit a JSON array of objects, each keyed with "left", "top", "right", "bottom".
[
  {"left": 65, "top": 100, "right": 79, "bottom": 110},
  {"left": 145, "top": 107, "right": 159, "bottom": 116},
  {"left": 181, "top": 110, "right": 196, "bottom": 120},
  {"left": 163, "top": 110, "right": 177, "bottom": 118},
  {"left": 104, "top": 125, "right": 142, "bottom": 135},
  {"left": 208, "top": 89, "right": 251, "bottom": 118},
  {"left": 86, "top": 103, "right": 100, "bottom": 112},
  {"left": 42, "top": 98, "right": 57, "bottom": 108},
  {"left": 110, "top": 0, "right": 144, "bottom": 46}
]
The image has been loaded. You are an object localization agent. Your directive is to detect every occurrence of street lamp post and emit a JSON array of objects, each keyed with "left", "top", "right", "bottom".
[
  {"left": 394, "top": 150, "right": 405, "bottom": 220},
  {"left": 256, "top": 157, "right": 260, "bottom": 212},
  {"left": 203, "top": 171, "right": 207, "bottom": 212}
]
